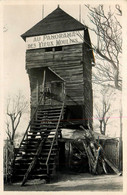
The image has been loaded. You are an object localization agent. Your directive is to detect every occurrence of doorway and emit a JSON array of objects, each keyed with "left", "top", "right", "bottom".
[{"left": 37, "top": 67, "right": 65, "bottom": 105}]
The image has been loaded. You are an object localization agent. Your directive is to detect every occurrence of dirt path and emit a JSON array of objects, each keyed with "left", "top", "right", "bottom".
[{"left": 4, "top": 173, "right": 123, "bottom": 191}]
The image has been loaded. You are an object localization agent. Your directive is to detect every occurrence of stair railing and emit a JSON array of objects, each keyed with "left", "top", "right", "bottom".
[
  {"left": 14, "top": 91, "right": 45, "bottom": 159},
  {"left": 21, "top": 136, "right": 47, "bottom": 186},
  {"left": 46, "top": 101, "right": 65, "bottom": 175}
]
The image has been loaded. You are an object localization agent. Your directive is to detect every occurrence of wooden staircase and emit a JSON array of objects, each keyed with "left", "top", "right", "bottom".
[{"left": 12, "top": 104, "right": 64, "bottom": 186}]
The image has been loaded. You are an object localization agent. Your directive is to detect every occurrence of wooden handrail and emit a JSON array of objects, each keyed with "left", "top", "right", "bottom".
[
  {"left": 45, "top": 101, "right": 65, "bottom": 174},
  {"left": 14, "top": 91, "right": 45, "bottom": 158},
  {"left": 21, "top": 137, "right": 47, "bottom": 186}
]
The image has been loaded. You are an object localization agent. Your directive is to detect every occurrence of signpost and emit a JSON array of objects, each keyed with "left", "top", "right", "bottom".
[{"left": 26, "top": 30, "right": 84, "bottom": 50}]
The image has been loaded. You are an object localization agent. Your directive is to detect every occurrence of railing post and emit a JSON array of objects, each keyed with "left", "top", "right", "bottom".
[
  {"left": 56, "top": 134, "right": 58, "bottom": 145},
  {"left": 47, "top": 164, "right": 49, "bottom": 175},
  {"left": 46, "top": 101, "right": 65, "bottom": 175}
]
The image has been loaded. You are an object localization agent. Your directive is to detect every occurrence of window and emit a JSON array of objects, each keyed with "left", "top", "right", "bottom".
[
  {"left": 54, "top": 46, "right": 62, "bottom": 51},
  {"left": 45, "top": 47, "right": 52, "bottom": 52},
  {"left": 44, "top": 46, "right": 63, "bottom": 52}
]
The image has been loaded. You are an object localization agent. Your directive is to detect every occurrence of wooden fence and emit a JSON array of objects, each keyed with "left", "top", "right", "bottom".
[
  {"left": 3, "top": 139, "right": 14, "bottom": 183},
  {"left": 102, "top": 138, "right": 122, "bottom": 170}
]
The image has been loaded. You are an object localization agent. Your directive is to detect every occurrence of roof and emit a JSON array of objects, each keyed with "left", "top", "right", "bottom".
[
  {"left": 61, "top": 128, "right": 114, "bottom": 140},
  {"left": 21, "top": 7, "right": 87, "bottom": 41}
]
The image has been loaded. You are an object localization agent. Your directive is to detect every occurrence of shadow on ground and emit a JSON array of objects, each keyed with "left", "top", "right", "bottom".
[{"left": 4, "top": 173, "right": 123, "bottom": 191}]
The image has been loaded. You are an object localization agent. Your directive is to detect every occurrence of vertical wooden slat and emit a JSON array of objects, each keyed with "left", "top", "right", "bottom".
[
  {"left": 42, "top": 69, "right": 46, "bottom": 105},
  {"left": 36, "top": 79, "right": 39, "bottom": 104},
  {"left": 5, "top": 139, "right": 8, "bottom": 182}
]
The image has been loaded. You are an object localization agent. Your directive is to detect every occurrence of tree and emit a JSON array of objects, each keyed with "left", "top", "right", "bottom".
[
  {"left": 95, "top": 94, "right": 111, "bottom": 135},
  {"left": 85, "top": 4, "right": 122, "bottom": 90},
  {"left": 6, "top": 91, "right": 29, "bottom": 147},
  {"left": 94, "top": 86, "right": 119, "bottom": 136}
]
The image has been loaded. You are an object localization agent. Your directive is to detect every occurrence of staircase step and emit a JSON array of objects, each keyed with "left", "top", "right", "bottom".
[
  {"left": 23, "top": 139, "right": 41, "bottom": 142},
  {"left": 33, "top": 122, "right": 59, "bottom": 125},
  {"left": 45, "top": 141, "right": 57, "bottom": 144},
  {"left": 29, "top": 130, "right": 56, "bottom": 133},
  {"left": 30, "top": 127, "right": 62, "bottom": 131},
  {"left": 28, "top": 131, "right": 56, "bottom": 135},
  {"left": 14, "top": 166, "right": 53, "bottom": 171},
  {"left": 14, "top": 161, "right": 32, "bottom": 166},
  {"left": 39, "top": 162, "right": 55, "bottom": 166},
  {"left": 21, "top": 141, "right": 41, "bottom": 144},
  {"left": 17, "top": 151, "right": 56, "bottom": 158},
  {"left": 18, "top": 148, "right": 37, "bottom": 152},
  {"left": 21, "top": 142, "right": 39, "bottom": 146},
  {"left": 43, "top": 145, "right": 58, "bottom": 149},
  {"left": 12, "top": 105, "right": 64, "bottom": 185},
  {"left": 37, "top": 112, "right": 61, "bottom": 117},
  {"left": 37, "top": 115, "right": 60, "bottom": 120},
  {"left": 24, "top": 138, "right": 42, "bottom": 141},
  {"left": 16, "top": 145, "right": 57, "bottom": 154},
  {"left": 30, "top": 126, "right": 57, "bottom": 130},
  {"left": 28, "top": 174, "right": 50, "bottom": 179},
  {"left": 25, "top": 134, "right": 54, "bottom": 139},
  {"left": 21, "top": 142, "right": 40, "bottom": 145},
  {"left": 42, "top": 148, "right": 57, "bottom": 152},
  {"left": 20, "top": 144, "right": 38, "bottom": 148},
  {"left": 13, "top": 174, "right": 48, "bottom": 180},
  {"left": 14, "top": 168, "right": 28, "bottom": 172},
  {"left": 15, "top": 159, "right": 32, "bottom": 163},
  {"left": 38, "top": 107, "right": 61, "bottom": 112},
  {"left": 14, "top": 159, "right": 55, "bottom": 166},
  {"left": 40, "top": 152, "right": 56, "bottom": 156},
  {"left": 15, "top": 156, "right": 56, "bottom": 164},
  {"left": 32, "top": 169, "right": 54, "bottom": 174},
  {"left": 21, "top": 142, "right": 40, "bottom": 146},
  {"left": 27, "top": 135, "right": 42, "bottom": 137},
  {"left": 37, "top": 157, "right": 55, "bottom": 162},
  {"left": 31, "top": 122, "right": 58, "bottom": 125}
]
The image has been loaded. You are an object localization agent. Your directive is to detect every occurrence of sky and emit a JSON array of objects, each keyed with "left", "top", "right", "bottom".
[
  {"left": 3, "top": 4, "right": 90, "bottom": 98},
  {"left": 2, "top": 1, "right": 127, "bottom": 138},
  {"left": 2, "top": 3, "right": 93, "bottom": 139}
]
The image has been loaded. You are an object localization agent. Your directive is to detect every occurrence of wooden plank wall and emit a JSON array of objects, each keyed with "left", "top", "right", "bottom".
[
  {"left": 26, "top": 44, "right": 84, "bottom": 106},
  {"left": 28, "top": 70, "right": 39, "bottom": 107},
  {"left": 83, "top": 30, "right": 93, "bottom": 128},
  {"left": 103, "top": 139, "right": 120, "bottom": 168}
]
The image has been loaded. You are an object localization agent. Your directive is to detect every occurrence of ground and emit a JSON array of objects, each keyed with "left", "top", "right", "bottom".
[{"left": 4, "top": 172, "right": 123, "bottom": 191}]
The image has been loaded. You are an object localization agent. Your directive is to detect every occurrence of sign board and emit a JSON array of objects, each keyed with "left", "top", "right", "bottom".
[{"left": 26, "top": 30, "right": 84, "bottom": 50}]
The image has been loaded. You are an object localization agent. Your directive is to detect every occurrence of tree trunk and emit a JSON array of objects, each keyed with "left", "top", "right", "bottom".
[
  {"left": 103, "top": 123, "right": 106, "bottom": 135},
  {"left": 99, "top": 120, "right": 103, "bottom": 134},
  {"left": 114, "top": 68, "right": 121, "bottom": 90}
]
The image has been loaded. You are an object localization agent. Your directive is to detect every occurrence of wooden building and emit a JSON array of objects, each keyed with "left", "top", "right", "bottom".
[
  {"left": 12, "top": 7, "right": 94, "bottom": 185},
  {"left": 22, "top": 6, "right": 94, "bottom": 127}
]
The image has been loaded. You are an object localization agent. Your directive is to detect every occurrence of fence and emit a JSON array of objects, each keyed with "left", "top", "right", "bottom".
[
  {"left": 102, "top": 138, "right": 122, "bottom": 170},
  {"left": 3, "top": 139, "right": 14, "bottom": 183}
]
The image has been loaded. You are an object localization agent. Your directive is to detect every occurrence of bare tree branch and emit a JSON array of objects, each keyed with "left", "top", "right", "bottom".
[
  {"left": 94, "top": 89, "right": 114, "bottom": 135},
  {"left": 84, "top": 4, "right": 122, "bottom": 90},
  {"left": 5, "top": 91, "right": 28, "bottom": 147}
]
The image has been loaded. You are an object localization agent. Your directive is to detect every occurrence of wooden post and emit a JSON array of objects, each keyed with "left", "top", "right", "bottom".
[
  {"left": 36, "top": 79, "right": 39, "bottom": 105},
  {"left": 42, "top": 69, "right": 46, "bottom": 105},
  {"left": 79, "top": 5, "right": 81, "bottom": 22},
  {"left": 42, "top": 5, "right": 44, "bottom": 19},
  {"left": 119, "top": 109, "right": 122, "bottom": 171},
  {"left": 69, "top": 142, "right": 71, "bottom": 168},
  {"left": 5, "top": 139, "right": 8, "bottom": 182}
]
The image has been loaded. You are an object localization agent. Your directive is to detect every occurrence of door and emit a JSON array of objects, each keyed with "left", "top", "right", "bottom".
[
  {"left": 51, "top": 81, "right": 64, "bottom": 105},
  {"left": 44, "top": 81, "right": 64, "bottom": 105}
]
